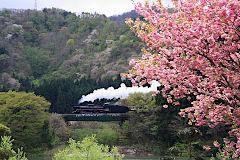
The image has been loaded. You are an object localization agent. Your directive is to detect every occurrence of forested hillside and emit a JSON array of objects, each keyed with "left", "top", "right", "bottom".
[{"left": 0, "top": 8, "right": 143, "bottom": 92}]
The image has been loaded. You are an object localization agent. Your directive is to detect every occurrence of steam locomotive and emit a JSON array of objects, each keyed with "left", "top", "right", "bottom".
[{"left": 72, "top": 103, "right": 130, "bottom": 114}]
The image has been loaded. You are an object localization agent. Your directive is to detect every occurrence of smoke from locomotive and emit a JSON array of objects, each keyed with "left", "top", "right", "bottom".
[{"left": 79, "top": 80, "right": 160, "bottom": 104}]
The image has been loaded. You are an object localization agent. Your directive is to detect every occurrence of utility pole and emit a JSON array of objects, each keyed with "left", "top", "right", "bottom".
[{"left": 34, "top": 0, "right": 37, "bottom": 10}]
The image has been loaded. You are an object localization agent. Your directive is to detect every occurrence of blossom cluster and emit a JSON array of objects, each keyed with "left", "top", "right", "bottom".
[{"left": 125, "top": 0, "right": 240, "bottom": 158}]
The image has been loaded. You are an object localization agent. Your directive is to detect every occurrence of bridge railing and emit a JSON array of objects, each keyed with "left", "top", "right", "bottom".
[{"left": 61, "top": 113, "right": 129, "bottom": 122}]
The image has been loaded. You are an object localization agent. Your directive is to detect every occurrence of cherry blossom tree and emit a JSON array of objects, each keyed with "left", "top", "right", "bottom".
[{"left": 124, "top": 0, "right": 240, "bottom": 158}]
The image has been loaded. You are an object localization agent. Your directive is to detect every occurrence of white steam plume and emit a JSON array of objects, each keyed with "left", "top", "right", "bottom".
[{"left": 79, "top": 80, "right": 160, "bottom": 104}]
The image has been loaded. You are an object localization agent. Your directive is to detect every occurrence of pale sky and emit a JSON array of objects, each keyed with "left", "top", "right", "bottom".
[{"left": 0, "top": 0, "right": 173, "bottom": 17}]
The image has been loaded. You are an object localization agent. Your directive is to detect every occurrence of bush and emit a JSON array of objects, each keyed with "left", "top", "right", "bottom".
[
  {"left": 0, "top": 136, "right": 27, "bottom": 160},
  {"left": 49, "top": 113, "right": 70, "bottom": 142},
  {"left": 54, "top": 135, "right": 124, "bottom": 160}
]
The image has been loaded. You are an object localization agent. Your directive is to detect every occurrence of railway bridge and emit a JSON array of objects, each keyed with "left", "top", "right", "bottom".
[{"left": 61, "top": 113, "right": 129, "bottom": 122}]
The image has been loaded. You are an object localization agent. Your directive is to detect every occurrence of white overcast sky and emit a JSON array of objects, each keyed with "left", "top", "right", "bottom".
[{"left": 0, "top": 0, "right": 173, "bottom": 17}]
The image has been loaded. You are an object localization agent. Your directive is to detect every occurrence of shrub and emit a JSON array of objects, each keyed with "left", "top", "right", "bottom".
[
  {"left": 54, "top": 135, "right": 124, "bottom": 160},
  {"left": 49, "top": 113, "right": 70, "bottom": 142},
  {"left": 0, "top": 136, "right": 27, "bottom": 160}
]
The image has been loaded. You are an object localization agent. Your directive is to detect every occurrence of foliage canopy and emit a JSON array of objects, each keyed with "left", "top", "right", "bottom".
[{"left": 0, "top": 91, "right": 50, "bottom": 149}]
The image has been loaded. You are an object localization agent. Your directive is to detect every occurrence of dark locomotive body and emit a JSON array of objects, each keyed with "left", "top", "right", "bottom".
[{"left": 73, "top": 103, "right": 130, "bottom": 114}]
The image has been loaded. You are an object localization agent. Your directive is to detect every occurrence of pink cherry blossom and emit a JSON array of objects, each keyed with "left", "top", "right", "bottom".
[
  {"left": 125, "top": 0, "right": 240, "bottom": 157},
  {"left": 213, "top": 141, "right": 220, "bottom": 148},
  {"left": 223, "top": 151, "right": 228, "bottom": 156},
  {"left": 203, "top": 145, "right": 211, "bottom": 150},
  {"left": 232, "top": 154, "right": 238, "bottom": 159},
  {"left": 163, "top": 105, "right": 168, "bottom": 108},
  {"left": 224, "top": 138, "right": 231, "bottom": 144}
]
